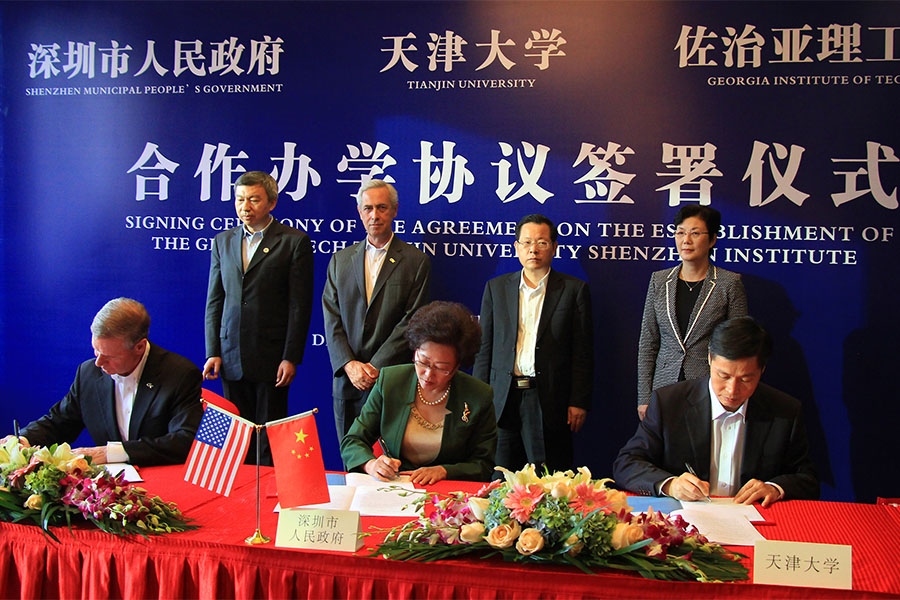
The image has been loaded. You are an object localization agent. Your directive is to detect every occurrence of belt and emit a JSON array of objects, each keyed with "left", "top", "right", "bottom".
[{"left": 511, "top": 376, "right": 536, "bottom": 390}]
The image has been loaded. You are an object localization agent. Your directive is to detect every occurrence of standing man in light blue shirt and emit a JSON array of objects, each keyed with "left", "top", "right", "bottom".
[{"left": 203, "top": 171, "right": 314, "bottom": 465}]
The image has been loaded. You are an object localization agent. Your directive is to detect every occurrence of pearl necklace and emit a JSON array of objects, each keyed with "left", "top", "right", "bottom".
[{"left": 417, "top": 383, "right": 451, "bottom": 406}]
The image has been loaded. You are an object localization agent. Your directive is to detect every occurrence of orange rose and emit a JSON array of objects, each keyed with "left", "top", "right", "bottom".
[
  {"left": 485, "top": 521, "right": 522, "bottom": 549},
  {"left": 515, "top": 528, "right": 545, "bottom": 555},
  {"left": 66, "top": 457, "right": 91, "bottom": 474},
  {"left": 603, "top": 488, "right": 632, "bottom": 513},
  {"left": 564, "top": 534, "right": 584, "bottom": 557},
  {"left": 611, "top": 522, "right": 644, "bottom": 550},
  {"left": 460, "top": 522, "right": 485, "bottom": 544}
]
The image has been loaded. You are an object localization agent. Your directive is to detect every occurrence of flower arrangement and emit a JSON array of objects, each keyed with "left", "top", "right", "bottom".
[
  {"left": 374, "top": 465, "right": 748, "bottom": 582},
  {"left": 0, "top": 438, "right": 194, "bottom": 540}
]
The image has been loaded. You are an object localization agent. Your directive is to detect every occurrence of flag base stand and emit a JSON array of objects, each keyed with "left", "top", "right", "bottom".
[
  {"left": 245, "top": 528, "right": 271, "bottom": 545},
  {"left": 244, "top": 424, "right": 270, "bottom": 545}
]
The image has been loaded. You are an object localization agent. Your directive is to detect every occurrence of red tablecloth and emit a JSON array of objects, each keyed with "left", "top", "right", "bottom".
[{"left": 1, "top": 464, "right": 899, "bottom": 599}]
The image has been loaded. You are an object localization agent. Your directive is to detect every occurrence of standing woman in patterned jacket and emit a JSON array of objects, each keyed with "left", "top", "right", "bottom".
[{"left": 636, "top": 206, "right": 748, "bottom": 420}]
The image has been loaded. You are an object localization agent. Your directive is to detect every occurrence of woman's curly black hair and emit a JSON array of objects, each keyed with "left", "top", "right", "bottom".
[{"left": 405, "top": 301, "right": 482, "bottom": 368}]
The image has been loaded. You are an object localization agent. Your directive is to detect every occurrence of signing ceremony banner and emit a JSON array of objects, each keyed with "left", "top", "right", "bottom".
[{"left": 1, "top": 1, "right": 897, "bottom": 502}]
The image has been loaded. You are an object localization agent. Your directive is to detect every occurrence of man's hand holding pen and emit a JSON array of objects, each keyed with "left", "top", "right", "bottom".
[
  {"left": 662, "top": 464, "right": 711, "bottom": 502},
  {"left": 664, "top": 473, "right": 711, "bottom": 502}
]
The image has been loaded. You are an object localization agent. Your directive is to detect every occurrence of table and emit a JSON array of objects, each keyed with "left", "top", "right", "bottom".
[{"left": 1, "top": 464, "right": 899, "bottom": 599}]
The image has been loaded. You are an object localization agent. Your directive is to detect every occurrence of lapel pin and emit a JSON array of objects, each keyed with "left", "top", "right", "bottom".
[
  {"left": 146, "top": 383, "right": 154, "bottom": 389},
  {"left": 461, "top": 402, "right": 470, "bottom": 423},
  {"left": 389, "top": 257, "right": 396, "bottom": 263},
  {"left": 263, "top": 248, "right": 270, "bottom": 254}
]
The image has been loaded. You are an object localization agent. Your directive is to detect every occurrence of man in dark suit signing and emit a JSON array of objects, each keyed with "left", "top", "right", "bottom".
[
  {"left": 613, "top": 316, "right": 819, "bottom": 506},
  {"left": 473, "top": 214, "right": 594, "bottom": 474},
  {"left": 18, "top": 298, "right": 202, "bottom": 465},
  {"left": 203, "top": 171, "right": 314, "bottom": 465},
  {"left": 323, "top": 179, "right": 431, "bottom": 438}
]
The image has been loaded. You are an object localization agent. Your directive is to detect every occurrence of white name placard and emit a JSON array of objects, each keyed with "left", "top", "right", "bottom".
[
  {"left": 275, "top": 508, "right": 364, "bottom": 553},
  {"left": 754, "top": 540, "right": 852, "bottom": 590}
]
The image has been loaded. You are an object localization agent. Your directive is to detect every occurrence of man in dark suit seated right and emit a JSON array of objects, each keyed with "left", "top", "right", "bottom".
[{"left": 614, "top": 316, "right": 818, "bottom": 506}]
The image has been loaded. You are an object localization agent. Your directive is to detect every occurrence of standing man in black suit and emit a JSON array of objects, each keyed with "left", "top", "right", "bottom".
[
  {"left": 473, "top": 214, "right": 594, "bottom": 474},
  {"left": 322, "top": 179, "right": 431, "bottom": 439},
  {"left": 613, "top": 316, "right": 819, "bottom": 506},
  {"left": 17, "top": 297, "right": 203, "bottom": 466},
  {"left": 203, "top": 170, "right": 314, "bottom": 465}
]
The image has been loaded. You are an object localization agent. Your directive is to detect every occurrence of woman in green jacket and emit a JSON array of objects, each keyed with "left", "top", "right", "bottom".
[{"left": 340, "top": 301, "right": 497, "bottom": 484}]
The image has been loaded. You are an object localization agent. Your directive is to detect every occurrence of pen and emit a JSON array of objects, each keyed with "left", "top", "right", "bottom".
[
  {"left": 684, "top": 462, "right": 712, "bottom": 503},
  {"left": 13, "top": 420, "right": 20, "bottom": 440},
  {"left": 376, "top": 437, "right": 399, "bottom": 480},
  {"left": 377, "top": 437, "right": 393, "bottom": 459}
]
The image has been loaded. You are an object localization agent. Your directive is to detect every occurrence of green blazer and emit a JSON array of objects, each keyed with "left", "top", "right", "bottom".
[{"left": 340, "top": 364, "right": 497, "bottom": 481}]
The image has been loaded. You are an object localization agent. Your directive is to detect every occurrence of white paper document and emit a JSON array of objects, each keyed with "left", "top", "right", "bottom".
[
  {"left": 347, "top": 485, "right": 421, "bottom": 517},
  {"left": 344, "top": 472, "right": 413, "bottom": 487},
  {"left": 105, "top": 463, "right": 142, "bottom": 482},
  {"left": 680, "top": 497, "right": 764, "bottom": 521},
  {"left": 671, "top": 499, "right": 767, "bottom": 546},
  {"left": 278, "top": 477, "right": 422, "bottom": 517}
]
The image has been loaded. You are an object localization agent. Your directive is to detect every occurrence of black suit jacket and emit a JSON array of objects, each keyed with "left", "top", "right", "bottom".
[
  {"left": 205, "top": 219, "right": 314, "bottom": 382},
  {"left": 613, "top": 377, "right": 819, "bottom": 500},
  {"left": 473, "top": 269, "right": 594, "bottom": 429},
  {"left": 20, "top": 344, "right": 203, "bottom": 465},
  {"left": 322, "top": 237, "right": 430, "bottom": 400}
]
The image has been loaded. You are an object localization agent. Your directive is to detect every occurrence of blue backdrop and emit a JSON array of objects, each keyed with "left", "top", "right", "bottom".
[{"left": 2, "top": 1, "right": 898, "bottom": 502}]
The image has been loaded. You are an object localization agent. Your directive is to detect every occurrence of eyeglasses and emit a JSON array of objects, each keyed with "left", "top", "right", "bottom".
[
  {"left": 516, "top": 239, "right": 552, "bottom": 250},
  {"left": 413, "top": 352, "right": 455, "bottom": 376},
  {"left": 674, "top": 230, "right": 709, "bottom": 240}
]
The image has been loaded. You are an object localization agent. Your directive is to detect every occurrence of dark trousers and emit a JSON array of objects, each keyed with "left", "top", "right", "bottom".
[
  {"left": 495, "top": 386, "right": 573, "bottom": 477},
  {"left": 222, "top": 378, "right": 289, "bottom": 466},
  {"left": 333, "top": 392, "right": 369, "bottom": 440}
]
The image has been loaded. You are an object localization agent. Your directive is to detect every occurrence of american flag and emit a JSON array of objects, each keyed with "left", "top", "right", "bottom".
[{"left": 183, "top": 404, "right": 253, "bottom": 496}]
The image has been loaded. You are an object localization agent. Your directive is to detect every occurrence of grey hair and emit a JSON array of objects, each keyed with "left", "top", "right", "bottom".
[
  {"left": 235, "top": 170, "right": 278, "bottom": 203},
  {"left": 357, "top": 179, "right": 399, "bottom": 208},
  {"left": 90, "top": 298, "right": 150, "bottom": 348}
]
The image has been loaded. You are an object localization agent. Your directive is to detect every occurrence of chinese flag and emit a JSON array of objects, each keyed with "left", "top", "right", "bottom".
[{"left": 265, "top": 410, "right": 330, "bottom": 508}]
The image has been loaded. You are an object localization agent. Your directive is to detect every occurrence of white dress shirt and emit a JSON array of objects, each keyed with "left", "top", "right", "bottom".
[
  {"left": 514, "top": 270, "right": 549, "bottom": 377},
  {"left": 106, "top": 341, "right": 151, "bottom": 463},
  {"left": 365, "top": 234, "right": 392, "bottom": 303},
  {"left": 708, "top": 378, "right": 748, "bottom": 497}
]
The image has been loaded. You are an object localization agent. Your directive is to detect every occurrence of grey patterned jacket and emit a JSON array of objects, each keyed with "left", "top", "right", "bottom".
[{"left": 637, "top": 264, "right": 748, "bottom": 407}]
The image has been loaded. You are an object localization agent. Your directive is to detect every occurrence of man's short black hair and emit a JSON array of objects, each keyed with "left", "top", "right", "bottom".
[
  {"left": 709, "top": 316, "right": 773, "bottom": 369},
  {"left": 515, "top": 214, "right": 558, "bottom": 242}
]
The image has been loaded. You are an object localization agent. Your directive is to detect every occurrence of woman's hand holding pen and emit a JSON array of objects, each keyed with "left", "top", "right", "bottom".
[
  {"left": 365, "top": 455, "right": 401, "bottom": 481},
  {"left": 367, "top": 438, "right": 400, "bottom": 481}
]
